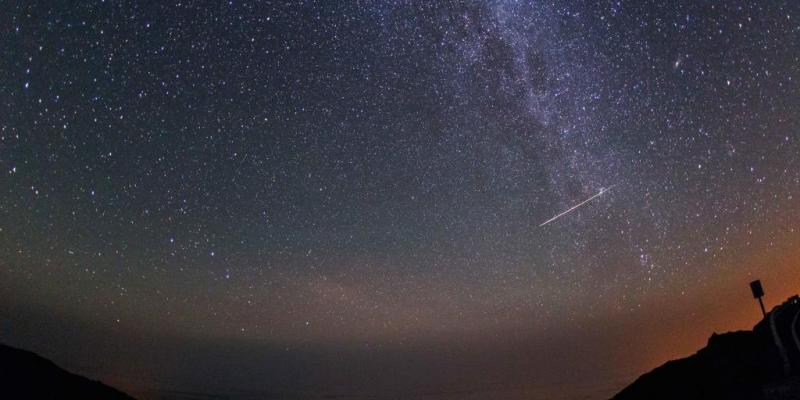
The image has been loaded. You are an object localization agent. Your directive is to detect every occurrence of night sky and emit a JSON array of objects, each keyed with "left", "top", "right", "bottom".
[{"left": 2, "top": 1, "right": 800, "bottom": 399}]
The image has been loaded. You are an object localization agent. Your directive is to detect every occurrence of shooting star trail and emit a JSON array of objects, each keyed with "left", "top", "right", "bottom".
[{"left": 539, "top": 185, "right": 615, "bottom": 227}]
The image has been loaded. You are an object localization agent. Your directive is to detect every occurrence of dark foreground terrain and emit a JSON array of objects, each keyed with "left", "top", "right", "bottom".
[
  {"left": 0, "top": 342, "right": 135, "bottom": 399},
  {"left": 613, "top": 295, "right": 800, "bottom": 400},
  {"left": 6, "top": 296, "right": 800, "bottom": 400}
]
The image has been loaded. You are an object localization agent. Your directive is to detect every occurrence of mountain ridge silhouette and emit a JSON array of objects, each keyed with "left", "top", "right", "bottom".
[
  {"left": 0, "top": 342, "right": 135, "bottom": 399},
  {"left": 612, "top": 295, "right": 800, "bottom": 400}
]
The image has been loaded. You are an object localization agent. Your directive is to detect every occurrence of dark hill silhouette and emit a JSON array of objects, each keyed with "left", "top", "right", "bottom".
[
  {"left": 612, "top": 295, "right": 800, "bottom": 400},
  {"left": 0, "top": 342, "right": 135, "bottom": 399}
]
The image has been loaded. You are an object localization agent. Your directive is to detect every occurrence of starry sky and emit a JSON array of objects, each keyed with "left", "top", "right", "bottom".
[{"left": 1, "top": 1, "right": 800, "bottom": 399}]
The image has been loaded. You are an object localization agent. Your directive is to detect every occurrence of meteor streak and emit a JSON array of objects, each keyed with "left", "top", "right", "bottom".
[{"left": 539, "top": 185, "right": 615, "bottom": 227}]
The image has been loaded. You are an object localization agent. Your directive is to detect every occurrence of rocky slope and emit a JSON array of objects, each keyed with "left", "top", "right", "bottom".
[
  {"left": 613, "top": 295, "right": 800, "bottom": 400},
  {"left": 0, "top": 342, "right": 135, "bottom": 399}
]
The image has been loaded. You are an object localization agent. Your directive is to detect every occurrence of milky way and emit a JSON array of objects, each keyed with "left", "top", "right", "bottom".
[{"left": 1, "top": 1, "right": 799, "bottom": 399}]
